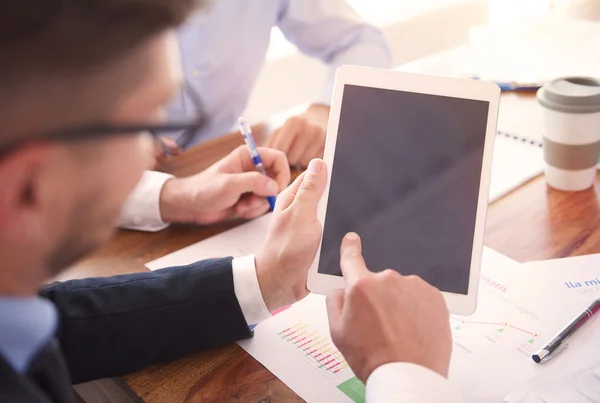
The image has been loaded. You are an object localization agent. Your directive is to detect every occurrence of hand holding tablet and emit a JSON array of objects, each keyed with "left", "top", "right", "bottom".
[{"left": 307, "top": 66, "right": 500, "bottom": 315}]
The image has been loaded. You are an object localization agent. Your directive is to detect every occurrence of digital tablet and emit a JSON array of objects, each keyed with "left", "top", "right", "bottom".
[{"left": 307, "top": 66, "right": 500, "bottom": 315}]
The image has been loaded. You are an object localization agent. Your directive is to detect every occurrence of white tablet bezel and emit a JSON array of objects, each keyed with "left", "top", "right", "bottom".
[{"left": 307, "top": 65, "right": 500, "bottom": 315}]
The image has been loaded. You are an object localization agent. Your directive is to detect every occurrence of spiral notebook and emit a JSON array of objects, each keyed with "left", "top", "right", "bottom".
[{"left": 488, "top": 130, "right": 544, "bottom": 202}]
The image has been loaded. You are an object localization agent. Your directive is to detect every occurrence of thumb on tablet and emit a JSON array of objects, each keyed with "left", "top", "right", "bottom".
[{"left": 340, "top": 232, "right": 369, "bottom": 283}]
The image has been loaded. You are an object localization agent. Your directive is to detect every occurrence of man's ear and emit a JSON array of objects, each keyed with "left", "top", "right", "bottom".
[{"left": 0, "top": 143, "right": 54, "bottom": 243}]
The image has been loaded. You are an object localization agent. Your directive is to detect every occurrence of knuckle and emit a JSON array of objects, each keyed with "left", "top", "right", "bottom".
[
  {"left": 276, "top": 150, "right": 289, "bottom": 165},
  {"left": 349, "top": 277, "right": 370, "bottom": 295},
  {"left": 274, "top": 148, "right": 286, "bottom": 159},
  {"left": 252, "top": 172, "right": 266, "bottom": 188},
  {"left": 402, "top": 274, "right": 429, "bottom": 291},
  {"left": 340, "top": 248, "right": 359, "bottom": 262},
  {"left": 405, "top": 274, "right": 424, "bottom": 284},
  {"left": 287, "top": 116, "right": 302, "bottom": 127},
  {"left": 381, "top": 269, "right": 400, "bottom": 280},
  {"left": 280, "top": 186, "right": 298, "bottom": 203},
  {"left": 300, "top": 156, "right": 311, "bottom": 166},
  {"left": 223, "top": 174, "right": 236, "bottom": 188},
  {"left": 299, "top": 179, "right": 317, "bottom": 192}
]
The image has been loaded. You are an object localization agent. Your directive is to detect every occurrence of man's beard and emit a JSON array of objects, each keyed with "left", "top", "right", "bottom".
[
  {"left": 45, "top": 199, "right": 119, "bottom": 277},
  {"left": 46, "top": 230, "right": 98, "bottom": 277}
]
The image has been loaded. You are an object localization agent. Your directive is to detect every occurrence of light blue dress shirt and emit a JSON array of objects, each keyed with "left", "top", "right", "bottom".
[
  {"left": 167, "top": 0, "right": 392, "bottom": 146},
  {"left": 0, "top": 297, "right": 57, "bottom": 373}
]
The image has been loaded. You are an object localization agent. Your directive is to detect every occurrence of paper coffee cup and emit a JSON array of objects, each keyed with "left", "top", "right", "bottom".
[{"left": 537, "top": 77, "right": 600, "bottom": 191}]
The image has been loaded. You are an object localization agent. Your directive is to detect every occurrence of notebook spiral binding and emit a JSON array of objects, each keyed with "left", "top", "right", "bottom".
[{"left": 496, "top": 130, "right": 543, "bottom": 148}]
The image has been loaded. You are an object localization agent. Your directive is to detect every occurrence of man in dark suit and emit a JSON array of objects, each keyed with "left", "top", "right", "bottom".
[
  {"left": 0, "top": 0, "right": 330, "bottom": 400},
  {"left": 0, "top": 0, "right": 458, "bottom": 402}
]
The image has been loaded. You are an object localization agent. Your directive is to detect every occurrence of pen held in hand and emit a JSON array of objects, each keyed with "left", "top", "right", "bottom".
[{"left": 238, "top": 117, "right": 277, "bottom": 211}]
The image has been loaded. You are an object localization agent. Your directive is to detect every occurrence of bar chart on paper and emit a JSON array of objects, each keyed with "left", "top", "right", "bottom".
[
  {"left": 278, "top": 321, "right": 349, "bottom": 376},
  {"left": 276, "top": 321, "right": 364, "bottom": 400},
  {"left": 238, "top": 294, "right": 366, "bottom": 403}
]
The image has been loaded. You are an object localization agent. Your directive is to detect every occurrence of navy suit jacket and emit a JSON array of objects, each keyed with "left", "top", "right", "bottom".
[{"left": 0, "top": 257, "right": 253, "bottom": 402}]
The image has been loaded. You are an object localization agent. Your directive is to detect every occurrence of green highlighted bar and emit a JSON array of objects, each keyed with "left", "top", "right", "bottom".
[{"left": 337, "top": 377, "right": 366, "bottom": 403}]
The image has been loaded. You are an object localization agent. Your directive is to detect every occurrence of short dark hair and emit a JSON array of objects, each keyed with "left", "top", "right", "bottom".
[
  {"left": 0, "top": 0, "right": 210, "bottom": 141},
  {"left": 1, "top": 0, "right": 206, "bottom": 75}
]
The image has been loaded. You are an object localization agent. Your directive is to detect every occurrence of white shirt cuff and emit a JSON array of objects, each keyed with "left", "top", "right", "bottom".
[
  {"left": 118, "top": 170, "right": 174, "bottom": 232},
  {"left": 232, "top": 255, "right": 271, "bottom": 326},
  {"left": 366, "top": 362, "right": 462, "bottom": 403}
]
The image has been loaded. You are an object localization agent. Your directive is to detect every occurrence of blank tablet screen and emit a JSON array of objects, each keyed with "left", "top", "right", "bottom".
[{"left": 317, "top": 84, "right": 489, "bottom": 295}]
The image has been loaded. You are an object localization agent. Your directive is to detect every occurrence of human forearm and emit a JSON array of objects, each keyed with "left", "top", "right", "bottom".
[{"left": 41, "top": 258, "right": 252, "bottom": 384}]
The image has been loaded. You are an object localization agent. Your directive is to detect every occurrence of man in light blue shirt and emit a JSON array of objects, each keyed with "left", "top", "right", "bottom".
[{"left": 167, "top": 0, "right": 392, "bottom": 167}]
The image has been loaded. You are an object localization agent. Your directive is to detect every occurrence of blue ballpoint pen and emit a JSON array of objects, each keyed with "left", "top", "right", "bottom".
[
  {"left": 238, "top": 117, "right": 277, "bottom": 211},
  {"left": 472, "top": 76, "right": 542, "bottom": 92}
]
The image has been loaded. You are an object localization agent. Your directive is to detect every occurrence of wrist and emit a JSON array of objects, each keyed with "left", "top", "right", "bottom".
[
  {"left": 254, "top": 252, "right": 286, "bottom": 312},
  {"left": 364, "top": 352, "right": 449, "bottom": 382},
  {"left": 159, "top": 178, "right": 194, "bottom": 224}
]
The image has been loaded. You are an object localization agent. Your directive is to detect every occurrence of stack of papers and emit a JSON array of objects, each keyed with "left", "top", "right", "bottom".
[
  {"left": 147, "top": 216, "right": 600, "bottom": 403},
  {"left": 506, "top": 363, "right": 600, "bottom": 403}
]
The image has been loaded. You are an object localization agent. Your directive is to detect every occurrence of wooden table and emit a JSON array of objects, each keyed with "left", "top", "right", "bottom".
[
  {"left": 64, "top": 93, "right": 600, "bottom": 402},
  {"left": 61, "top": 3, "right": 600, "bottom": 400}
]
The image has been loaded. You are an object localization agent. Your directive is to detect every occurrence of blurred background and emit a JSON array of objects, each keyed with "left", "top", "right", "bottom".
[{"left": 244, "top": 0, "right": 587, "bottom": 123}]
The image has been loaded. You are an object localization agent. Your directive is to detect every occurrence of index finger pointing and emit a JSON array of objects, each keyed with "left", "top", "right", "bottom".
[{"left": 340, "top": 232, "right": 369, "bottom": 284}]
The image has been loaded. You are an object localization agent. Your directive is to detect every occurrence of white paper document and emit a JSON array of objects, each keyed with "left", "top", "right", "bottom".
[
  {"left": 234, "top": 249, "right": 524, "bottom": 403},
  {"left": 239, "top": 293, "right": 365, "bottom": 402},
  {"left": 447, "top": 254, "right": 600, "bottom": 402},
  {"left": 504, "top": 255, "right": 600, "bottom": 403},
  {"left": 146, "top": 213, "right": 272, "bottom": 270},
  {"left": 147, "top": 219, "right": 600, "bottom": 403}
]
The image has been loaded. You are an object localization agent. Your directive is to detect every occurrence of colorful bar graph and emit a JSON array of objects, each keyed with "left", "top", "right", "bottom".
[
  {"left": 277, "top": 321, "right": 350, "bottom": 376},
  {"left": 276, "top": 320, "right": 365, "bottom": 402}
]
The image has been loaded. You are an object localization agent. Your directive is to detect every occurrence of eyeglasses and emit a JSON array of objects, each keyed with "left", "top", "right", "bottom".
[
  {"left": 152, "top": 85, "right": 207, "bottom": 154},
  {"left": 0, "top": 116, "right": 206, "bottom": 158},
  {"left": 1, "top": 84, "right": 207, "bottom": 157}
]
